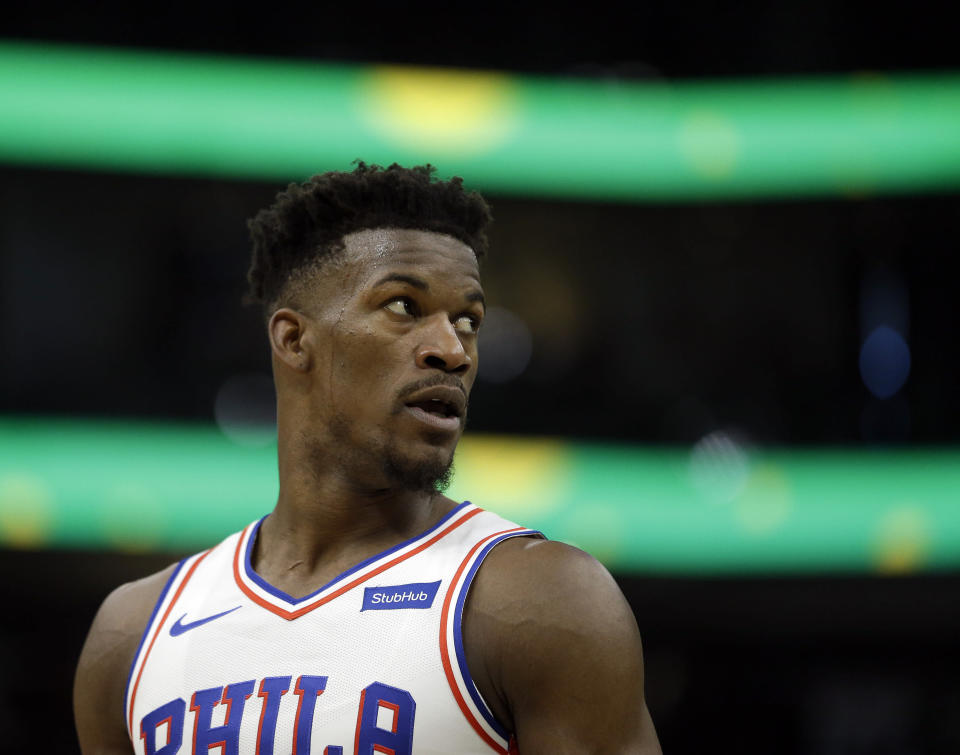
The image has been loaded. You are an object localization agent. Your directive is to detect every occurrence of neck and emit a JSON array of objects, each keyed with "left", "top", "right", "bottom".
[{"left": 252, "top": 425, "right": 455, "bottom": 595}]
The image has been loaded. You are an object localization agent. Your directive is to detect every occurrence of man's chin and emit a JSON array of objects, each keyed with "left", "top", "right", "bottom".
[{"left": 382, "top": 448, "right": 455, "bottom": 495}]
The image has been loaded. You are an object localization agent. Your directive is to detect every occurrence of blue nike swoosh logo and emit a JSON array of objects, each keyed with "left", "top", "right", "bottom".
[{"left": 169, "top": 606, "right": 241, "bottom": 636}]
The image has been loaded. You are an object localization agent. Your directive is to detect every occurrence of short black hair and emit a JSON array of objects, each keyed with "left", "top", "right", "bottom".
[{"left": 246, "top": 162, "right": 493, "bottom": 313}]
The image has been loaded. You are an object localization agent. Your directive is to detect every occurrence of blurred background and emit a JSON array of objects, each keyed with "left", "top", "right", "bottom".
[{"left": 1, "top": 2, "right": 958, "bottom": 752}]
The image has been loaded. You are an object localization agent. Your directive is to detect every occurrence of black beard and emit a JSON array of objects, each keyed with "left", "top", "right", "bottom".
[
  {"left": 320, "top": 416, "right": 456, "bottom": 494},
  {"left": 382, "top": 446, "right": 455, "bottom": 494}
]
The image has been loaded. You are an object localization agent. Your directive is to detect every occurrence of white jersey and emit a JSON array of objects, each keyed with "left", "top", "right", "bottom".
[{"left": 125, "top": 502, "right": 540, "bottom": 755}]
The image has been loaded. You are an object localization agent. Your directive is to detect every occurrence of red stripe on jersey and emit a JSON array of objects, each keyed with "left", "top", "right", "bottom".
[
  {"left": 439, "top": 527, "right": 528, "bottom": 755},
  {"left": 127, "top": 549, "right": 212, "bottom": 744},
  {"left": 353, "top": 688, "right": 367, "bottom": 755},
  {"left": 233, "top": 507, "right": 483, "bottom": 620},
  {"left": 254, "top": 677, "right": 287, "bottom": 755}
]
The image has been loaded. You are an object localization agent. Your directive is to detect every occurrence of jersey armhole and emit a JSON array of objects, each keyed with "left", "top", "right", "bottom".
[
  {"left": 121, "top": 559, "right": 185, "bottom": 740},
  {"left": 440, "top": 528, "right": 543, "bottom": 754},
  {"left": 123, "top": 548, "right": 212, "bottom": 742}
]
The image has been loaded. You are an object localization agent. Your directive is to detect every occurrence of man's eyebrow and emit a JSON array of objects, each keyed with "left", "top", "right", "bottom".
[{"left": 373, "top": 273, "right": 429, "bottom": 290}]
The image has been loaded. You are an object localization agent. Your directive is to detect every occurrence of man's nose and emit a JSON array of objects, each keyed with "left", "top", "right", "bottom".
[{"left": 414, "top": 314, "right": 472, "bottom": 374}]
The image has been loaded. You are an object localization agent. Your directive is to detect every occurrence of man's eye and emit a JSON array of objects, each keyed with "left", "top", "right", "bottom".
[
  {"left": 385, "top": 298, "right": 415, "bottom": 317},
  {"left": 453, "top": 315, "right": 479, "bottom": 334}
]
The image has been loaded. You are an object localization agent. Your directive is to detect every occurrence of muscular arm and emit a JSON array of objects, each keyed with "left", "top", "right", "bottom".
[
  {"left": 74, "top": 564, "right": 177, "bottom": 755},
  {"left": 464, "top": 538, "right": 662, "bottom": 754}
]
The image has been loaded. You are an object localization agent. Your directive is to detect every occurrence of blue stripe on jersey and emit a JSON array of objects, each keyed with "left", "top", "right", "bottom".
[
  {"left": 242, "top": 501, "right": 475, "bottom": 606},
  {"left": 452, "top": 529, "right": 542, "bottom": 742},
  {"left": 123, "top": 558, "right": 186, "bottom": 731}
]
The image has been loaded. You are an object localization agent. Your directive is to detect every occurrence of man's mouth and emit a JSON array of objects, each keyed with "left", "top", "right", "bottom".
[
  {"left": 406, "top": 398, "right": 458, "bottom": 418},
  {"left": 403, "top": 403, "right": 461, "bottom": 432},
  {"left": 401, "top": 384, "right": 466, "bottom": 433}
]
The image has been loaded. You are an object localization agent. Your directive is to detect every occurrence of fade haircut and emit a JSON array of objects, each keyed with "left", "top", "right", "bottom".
[{"left": 246, "top": 162, "right": 493, "bottom": 315}]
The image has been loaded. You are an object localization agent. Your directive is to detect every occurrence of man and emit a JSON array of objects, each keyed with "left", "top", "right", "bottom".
[{"left": 74, "top": 163, "right": 661, "bottom": 754}]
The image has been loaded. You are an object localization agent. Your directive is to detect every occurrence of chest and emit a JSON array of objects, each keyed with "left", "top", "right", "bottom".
[
  {"left": 137, "top": 592, "right": 447, "bottom": 755},
  {"left": 126, "top": 507, "right": 532, "bottom": 755}
]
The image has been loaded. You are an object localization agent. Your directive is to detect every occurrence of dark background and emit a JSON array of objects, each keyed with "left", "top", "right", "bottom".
[{"left": 1, "top": 2, "right": 958, "bottom": 752}]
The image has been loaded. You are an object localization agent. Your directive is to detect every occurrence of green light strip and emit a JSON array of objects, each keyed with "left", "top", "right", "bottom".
[
  {"left": 1, "top": 418, "right": 958, "bottom": 575},
  {"left": 1, "top": 42, "right": 960, "bottom": 199}
]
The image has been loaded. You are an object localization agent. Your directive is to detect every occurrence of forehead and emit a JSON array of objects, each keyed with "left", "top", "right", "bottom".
[{"left": 340, "top": 228, "right": 481, "bottom": 285}]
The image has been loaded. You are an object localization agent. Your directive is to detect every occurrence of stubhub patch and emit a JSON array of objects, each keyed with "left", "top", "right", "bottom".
[{"left": 362, "top": 580, "right": 442, "bottom": 611}]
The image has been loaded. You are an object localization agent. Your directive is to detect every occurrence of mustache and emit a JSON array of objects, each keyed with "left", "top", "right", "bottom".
[{"left": 396, "top": 373, "right": 468, "bottom": 403}]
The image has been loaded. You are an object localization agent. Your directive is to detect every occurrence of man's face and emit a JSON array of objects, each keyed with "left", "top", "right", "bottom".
[{"left": 294, "top": 227, "right": 484, "bottom": 493}]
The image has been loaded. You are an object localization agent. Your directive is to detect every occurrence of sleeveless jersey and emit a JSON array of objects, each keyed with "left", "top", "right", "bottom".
[{"left": 125, "top": 502, "right": 540, "bottom": 755}]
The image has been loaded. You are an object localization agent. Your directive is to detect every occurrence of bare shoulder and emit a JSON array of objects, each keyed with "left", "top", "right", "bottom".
[
  {"left": 86, "top": 563, "right": 178, "bottom": 647},
  {"left": 465, "top": 537, "right": 662, "bottom": 754},
  {"left": 468, "top": 537, "right": 641, "bottom": 660},
  {"left": 74, "top": 563, "right": 179, "bottom": 755}
]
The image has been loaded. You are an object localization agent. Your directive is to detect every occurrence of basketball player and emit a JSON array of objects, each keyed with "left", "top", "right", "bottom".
[{"left": 74, "top": 164, "right": 662, "bottom": 754}]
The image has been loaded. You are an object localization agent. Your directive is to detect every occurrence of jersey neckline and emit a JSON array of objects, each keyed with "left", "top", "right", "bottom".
[{"left": 232, "top": 500, "right": 480, "bottom": 621}]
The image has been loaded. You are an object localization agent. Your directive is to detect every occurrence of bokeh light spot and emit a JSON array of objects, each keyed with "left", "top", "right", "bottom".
[
  {"left": 677, "top": 110, "right": 741, "bottom": 179},
  {"left": 214, "top": 373, "right": 277, "bottom": 447},
  {"left": 362, "top": 66, "right": 516, "bottom": 154},
  {"left": 0, "top": 474, "right": 54, "bottom": 548},
  {"left": 477, "top": 306, "right": 534, "bottom": 384},
  {"left": 449, "top": 435, "right": 569, "bottom": 519},
  {"left": 689, "top": 430, "right": 750, "bottom": 504},
  {"left": 733, "top": 463, "right": 793, "bottom": 535},
  {"left": 872, "top": 506, "right": 930, "bottom": 574},
  {"left": 99, "top": 483, "right": 167, "bottom": 552},
  {"left": 859, "top": 325, "right": 911, "bottom": 399}
]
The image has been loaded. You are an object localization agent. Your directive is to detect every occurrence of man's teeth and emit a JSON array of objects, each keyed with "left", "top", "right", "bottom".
[{"left": 408, "top": 399, "right": 455, "bottom": 418}]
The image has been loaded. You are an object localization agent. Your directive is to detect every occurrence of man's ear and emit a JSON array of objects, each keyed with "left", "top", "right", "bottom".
[{"left": 269, "top": 308, "right": 311, "bottom": 373}]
